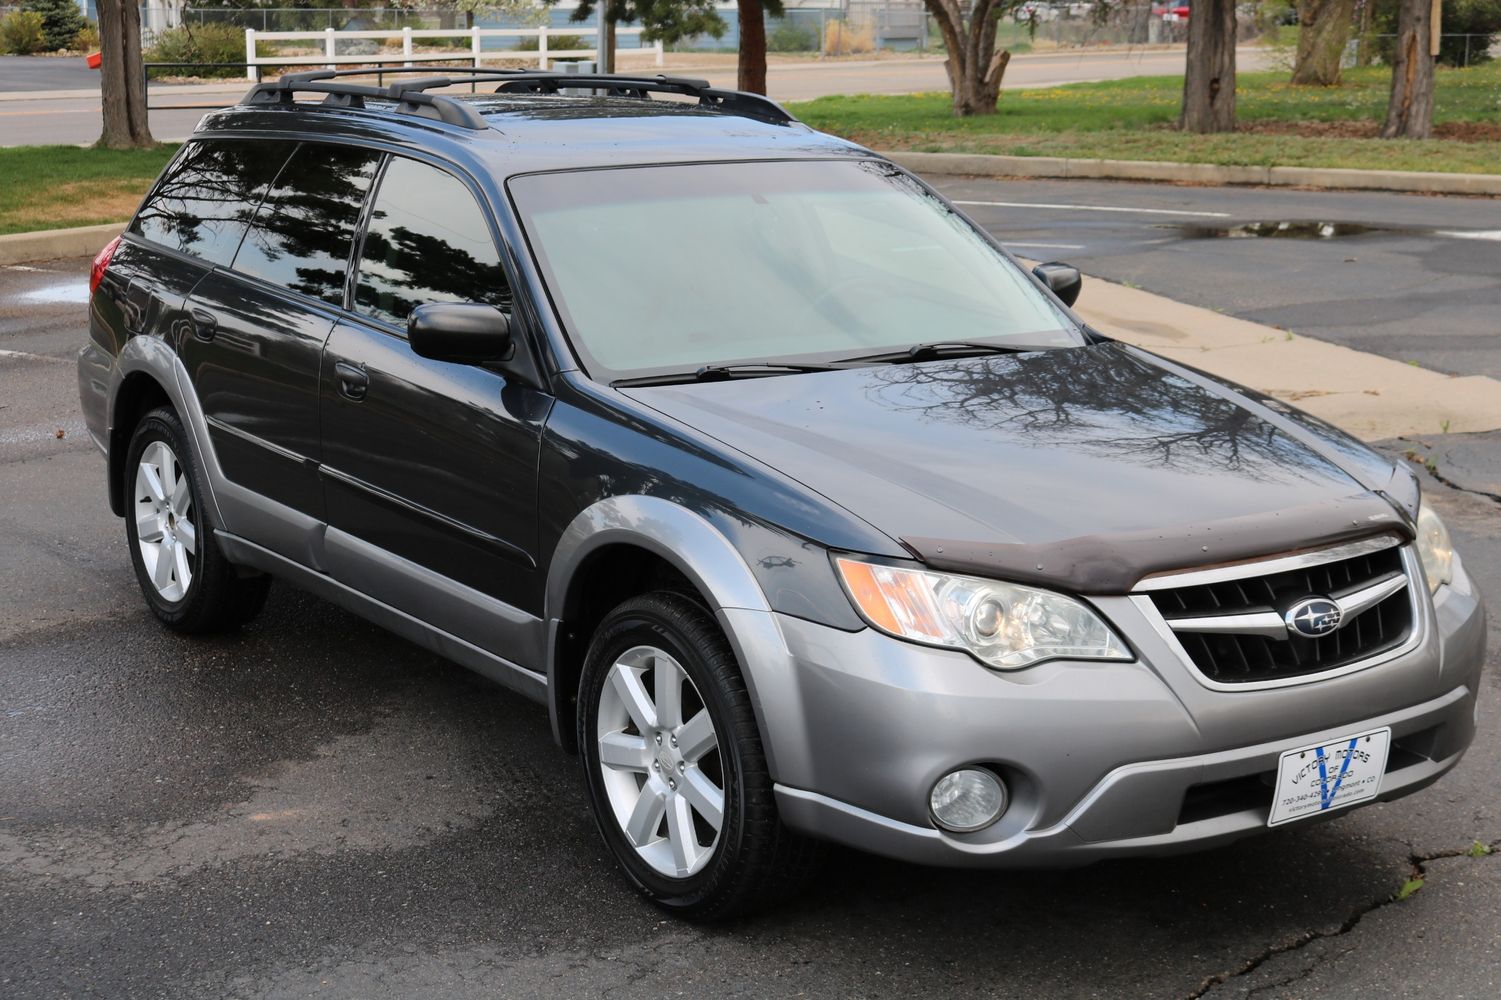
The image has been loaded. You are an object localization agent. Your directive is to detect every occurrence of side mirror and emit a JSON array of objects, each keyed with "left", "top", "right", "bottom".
[
  {"left": 408, "top": 303, "right": 512, "bottom": 365},
  {"left": 1033, "top": 262, "right": 1082, "bottom": 307}
]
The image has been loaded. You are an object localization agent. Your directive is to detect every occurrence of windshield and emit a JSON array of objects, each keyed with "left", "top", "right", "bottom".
[{"left": 508, "top": 159, "right": 1082, "bottom": 380}]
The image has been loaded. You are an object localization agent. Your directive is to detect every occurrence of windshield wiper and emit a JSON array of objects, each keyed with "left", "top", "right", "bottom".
[
  {"left": 837, "top": 341, "right": 1040, "bottom": 365},
  {"left": 613, "top": 361, "right": 843, "bottom": 387}
]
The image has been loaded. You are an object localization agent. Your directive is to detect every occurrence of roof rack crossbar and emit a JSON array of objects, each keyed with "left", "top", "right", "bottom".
[
  {"left": 488, "top": 71, "right": 796, "bottom": 125},
  {"left": 242, "top": 67, "right": 798, "bottom": 128},
  {"left": 243, "top": 71, "right": 489, "bottom": 130}
]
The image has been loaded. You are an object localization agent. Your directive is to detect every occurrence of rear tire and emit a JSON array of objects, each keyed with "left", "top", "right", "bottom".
[
  {"left": 123, "top": 407, "right": 270, "bottom": 634},
  {"left": 578, "top": 592, "right": 822, "bottom": 920}
]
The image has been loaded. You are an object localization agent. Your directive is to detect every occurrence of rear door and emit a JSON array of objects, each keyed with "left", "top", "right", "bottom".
[
  {"left": 318, "top": 154, "right": 551, "bottom": 652},
  {"left": 180, "top": 141, "right": 381, "bottom": 549}
]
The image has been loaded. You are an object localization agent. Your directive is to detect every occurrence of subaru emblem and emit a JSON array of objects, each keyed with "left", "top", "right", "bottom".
[{"left": 1284, "top": 597, "right": 1344, "bottom": 639}]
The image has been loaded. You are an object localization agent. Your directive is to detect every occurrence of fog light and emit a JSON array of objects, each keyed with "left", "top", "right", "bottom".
[{"left": 929, "top": 768, "right": 1007, "bottom": 832}]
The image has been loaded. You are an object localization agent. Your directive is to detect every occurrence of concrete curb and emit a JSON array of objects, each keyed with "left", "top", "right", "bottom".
[
  {"left": 881, "top": 150, "right": 1501, "bottom": 196},
  {"left": 0, "top": 223, "right": 122, "bottom": 266}
]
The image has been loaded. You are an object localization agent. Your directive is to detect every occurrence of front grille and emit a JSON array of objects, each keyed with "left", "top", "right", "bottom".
[{"left": 1148, "top": 543, "right": 1414, "bottom": 685}]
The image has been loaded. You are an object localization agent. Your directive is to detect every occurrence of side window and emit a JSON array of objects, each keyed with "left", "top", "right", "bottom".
[
  {"left": 354, "top": 156, "right": 511, "bottom": 327},
  {"left": 232, "top": 143, "right": 382, "bottom": 306},
  {"left": 131, "top": 140, "right": 290, "bottom": 265}
]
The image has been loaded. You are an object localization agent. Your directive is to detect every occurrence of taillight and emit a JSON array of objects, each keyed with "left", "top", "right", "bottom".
[{"left": 90, "top": 235, "right": 122, "bottom": 297}]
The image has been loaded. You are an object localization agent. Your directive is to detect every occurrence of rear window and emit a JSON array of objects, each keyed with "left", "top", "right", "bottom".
[
  {"left": 232, "top": 143, "right": 382, "bottom": 306},
  {"left": 132, "top": 140, "right": 290, "bottom": 265}
]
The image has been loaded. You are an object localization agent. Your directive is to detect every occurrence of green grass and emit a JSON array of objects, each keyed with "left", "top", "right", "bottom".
[
  {"left": 790, "top": 63, "right": 1501, "bottom": 175},
  {"left": 0, "top": 144, "right": 179, "bottom": 236}
]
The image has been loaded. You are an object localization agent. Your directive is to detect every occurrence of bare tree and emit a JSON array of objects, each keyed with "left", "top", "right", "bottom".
[
  {"left": 1291, "top": 0, "right": 1356, "bottom": 85},
  {"left": 96, "top": 0, "right": 154, "bottom": 149},
  {"left": 923, "top": 0, "right": 1028, "bottom": 116},
  {"left": 1180, "top": 0, "right": 1237, "bottom": 133},
  {"left": 1380, "top": 0, "right": 1436, "bottom": 138},
  {"left": 564, "top": 0, "right": 724, "bottom": 76}
]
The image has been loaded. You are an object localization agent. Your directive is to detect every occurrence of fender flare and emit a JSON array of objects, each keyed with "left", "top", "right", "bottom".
[
  {"left": 543, "top": 495, "right": 778, "bottom": 748},
  {"left": 110, "top": 337, "right": 229, "bottom": 532}
]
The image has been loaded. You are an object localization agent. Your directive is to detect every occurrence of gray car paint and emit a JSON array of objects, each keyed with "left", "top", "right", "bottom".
[{"left": 77, "top": 94, "right": 1489, "bottom": 871}]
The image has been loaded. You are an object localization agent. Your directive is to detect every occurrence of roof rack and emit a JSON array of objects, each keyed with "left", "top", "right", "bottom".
[
  {"left": 241, "top": 68, "right": 798, "bottom": 130},
  {"left": 244, "top": 71, "right": 490, "bottom": 129}
]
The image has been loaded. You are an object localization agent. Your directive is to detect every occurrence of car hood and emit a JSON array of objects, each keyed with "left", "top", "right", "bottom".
[{"left": 620, "top": 343, "right": 1412, "bottom": 592}]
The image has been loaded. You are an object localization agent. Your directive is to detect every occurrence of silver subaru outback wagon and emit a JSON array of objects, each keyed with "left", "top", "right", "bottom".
[{"left": 78, "top": 69, "right": 1486, "bottom": 919}]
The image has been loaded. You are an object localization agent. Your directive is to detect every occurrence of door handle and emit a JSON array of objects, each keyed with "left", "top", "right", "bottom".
[
  {"left": 190, "top": 308, "right": 218, "bottom": 343},
  {"left": 334, "top": 361, "right": 369, "bottom": 401}
]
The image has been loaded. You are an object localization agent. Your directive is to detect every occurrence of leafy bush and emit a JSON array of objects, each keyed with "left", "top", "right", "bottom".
[
  {"left": 1369, "top": 0, "right": 1501, "bottom": 66},
  {"left": 823, "top": 20, "right": 874, "bottom": 55},
  {"left": 515, "top": 33, "right": 585, "bottom": 51},
  {"left": 22, "top": 0, "right": 84, "bottom": 51},
  {"left": 71, "top": 20, "right": 100, "bottom": 52},
  {"left": 768, "top": 19, "right": 818, "bottom": 52},
  {"left": 145, "top": 23, "right": 247, "bottom": 78},
  {"left": 0, "top": 10, "right": 45, "bottom": 54}
]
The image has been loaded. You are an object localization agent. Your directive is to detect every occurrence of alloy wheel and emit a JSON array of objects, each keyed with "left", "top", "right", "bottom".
[
  {"left": 596, "top": 644, "right": 725, "bottom": 878},
  {"left": 133, "top": 440, "right": 196, "bottom": 603}
]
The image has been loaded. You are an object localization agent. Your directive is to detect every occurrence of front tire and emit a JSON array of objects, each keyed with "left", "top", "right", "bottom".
[
  {"left": 578, "top": 592, "right": 821, "bottom": 920},
  {"left": 123, "top": 407, "right": 269, "bottom": 634}
]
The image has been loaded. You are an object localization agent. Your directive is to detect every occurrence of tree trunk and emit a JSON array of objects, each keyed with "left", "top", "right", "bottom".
[
  {"left": 925, "top": 0, "right": 1007, "bottom": 116},
  {"left": 600, "top": 16, "right": 616, "bottom": 73},
  {"left": 1380, "top": 0, "right": 1435, "bottom": 138},
  {"left": 737, "top": 0, "right": 767, "bottom": 93},
  {"left": 1291, "top": 0, "right": 1355, "bottom": 85},
  {"left": 1179, "top": 0, "right": 1237, "bottom": 133},
  {"left": 97, "top": 0, "right": 154, "bottom": 149},
  {"left": 1354, "top": 0, "right": 1376, "bottom": 66}
]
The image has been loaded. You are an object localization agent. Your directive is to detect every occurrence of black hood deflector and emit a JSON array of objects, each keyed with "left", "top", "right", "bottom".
[{"left": 903, "top": 493, "right": 1412, "bottom": 594}]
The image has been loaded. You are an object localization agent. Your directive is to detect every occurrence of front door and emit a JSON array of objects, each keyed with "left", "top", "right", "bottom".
[{"left": 317, "top": 154, "right": 551, "bottom": 655}]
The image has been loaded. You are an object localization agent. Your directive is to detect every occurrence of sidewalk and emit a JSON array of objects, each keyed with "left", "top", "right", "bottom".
[{"left": 1071, "top": 276, "right": 1501, "bottom": 441}]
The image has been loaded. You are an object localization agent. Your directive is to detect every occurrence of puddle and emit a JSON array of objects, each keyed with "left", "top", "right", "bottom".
[
  {"left": 14, "top": 282, "right": 88, "bottom": 305},
  {"left": 1165, "top": 221, "right": 1393, "bottom": 240}
]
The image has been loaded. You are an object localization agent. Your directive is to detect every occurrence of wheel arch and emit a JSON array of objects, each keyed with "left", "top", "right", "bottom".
[
  {"left": 108, "top": 370, "right": 174, "bottom": 516},
  {"left": 108, "top": 337, "right": 226, "bottom": 531},
  {"left": 544, "top": 496, "right": 774, "bottom": 755}
]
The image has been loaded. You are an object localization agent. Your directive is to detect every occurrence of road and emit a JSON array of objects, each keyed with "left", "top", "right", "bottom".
[
  {"left": 0, "top": 55, "right": 100, "bottom": 93},
  {"left": 0, "top": 46, "right": 1271, "bottom": 146},
  {"left": 928, "top": 176, "right": 1501, "bottom": 381},
  {"left": 1, "top": 180, "right": 1498, "bottom": 999}
]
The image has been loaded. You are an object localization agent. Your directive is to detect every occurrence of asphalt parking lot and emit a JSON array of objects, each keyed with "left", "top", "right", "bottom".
[{"left": 2, "top": 178, "right": 1499, "bottom": 998}]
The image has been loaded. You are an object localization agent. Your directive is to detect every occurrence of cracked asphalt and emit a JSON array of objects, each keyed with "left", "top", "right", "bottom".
[{"left": 2, "top": 189, "right": 1498, "bottom": 999}]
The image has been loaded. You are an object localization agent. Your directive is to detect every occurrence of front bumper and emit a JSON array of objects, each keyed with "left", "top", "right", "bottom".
[{"left": 723, "top": 556, "right": 1485, "bottom": 868}]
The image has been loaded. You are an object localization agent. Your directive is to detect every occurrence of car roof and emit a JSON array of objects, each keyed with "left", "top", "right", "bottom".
[{"left": 195, "top": 91, "right": 878, "bottom": 177}]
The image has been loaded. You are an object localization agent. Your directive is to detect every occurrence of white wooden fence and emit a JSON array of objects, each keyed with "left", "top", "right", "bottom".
[{"left": 243, "top": 26, "right": 665, "bottom": 80}]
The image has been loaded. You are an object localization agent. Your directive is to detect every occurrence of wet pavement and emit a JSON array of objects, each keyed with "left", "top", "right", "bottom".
[
  {"left": 1, "top": 248, "right": 1498, "bottom": 998},
  {"left": 937, "top": 177, "right": 1501, "bottom": 381}
]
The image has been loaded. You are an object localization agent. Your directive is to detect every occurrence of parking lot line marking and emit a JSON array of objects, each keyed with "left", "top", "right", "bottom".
[
  {"left": 955, "top": 200, "right": 1232, "bottom": 218},
  {"left": 1005, "top": 242, "right": 1085, "bottom": 250},
  {"left": 1436, "top": 230, "right": 1501, "bottom": 242},
  {"left": 0, "top": 348, "right": 68, "bottom": 363}
]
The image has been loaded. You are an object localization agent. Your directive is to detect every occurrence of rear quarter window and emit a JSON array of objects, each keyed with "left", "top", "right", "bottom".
[
  {"left": 231, "top": 143, "right": 383, "bottom": 306},
  {"left": 131, "top": 140, "right": 290, "bottom": 265}
]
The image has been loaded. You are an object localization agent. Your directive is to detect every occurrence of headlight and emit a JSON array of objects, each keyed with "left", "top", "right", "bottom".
[
  {"left": 1415, "top": 500, "right": 1454, "bottom": 594},
  {"left": 835, "top": 557, "right": 1131, "bottom": 669}
]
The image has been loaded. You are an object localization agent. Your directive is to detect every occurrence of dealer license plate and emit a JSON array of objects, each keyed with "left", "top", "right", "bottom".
[{"left": 1267, "top": 727, "right": 1392, "bottom": 827}]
